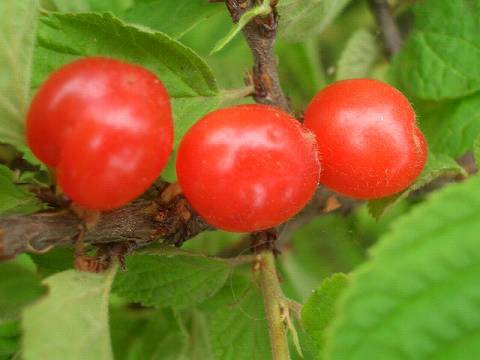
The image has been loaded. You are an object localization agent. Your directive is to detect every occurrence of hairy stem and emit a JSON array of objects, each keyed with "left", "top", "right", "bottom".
[{"left": 258, "top": 251, "right": 289, "bottom": 360}]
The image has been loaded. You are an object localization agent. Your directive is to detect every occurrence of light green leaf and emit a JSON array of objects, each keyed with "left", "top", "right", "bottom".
[
  {"left": 32, "top": 12, "right": 219, "bottom": 148},
  {"left": 0, "top": 164, "right": 44, "bottom": 215},
  {"left": 277, "top": 0, "right": 352, "bottom": 42},
  {"left": 336, "top": 29, "right": 381, "bottom": 81},
  {"left": 23, "top": 266, "right": 118, "bottom": 360},
  {"left": 207, "top": 275, "right": 272, "bottom": 360},
  {"left": 210, "top": 0, "right": 271, "bottom": 54},
  {"left": 113, "top": 246, "right": 230, "bottom": 309},
  {"left": 0, "top": 261, "right": 44, "bottom": 322},
  {"left": 124, "top": 0, "right": 222, "bottom": 39},
  {"left": 327, "top": 176, "right": 480, "bottom": 360},
  {"left": 302, "top": 274, "right": 349, "bottom": 360},
  {"left": 0, "top": 0, "right": 40, "bottom": 148},
  {"left": 368, "top": 153, "right": 466, "bottom": 219},
  {"left": 395, "top": 0, "right": 480, "bottom": 100},
  {"left": 422, "top": 93, "right": 480, "bottom": 158}
]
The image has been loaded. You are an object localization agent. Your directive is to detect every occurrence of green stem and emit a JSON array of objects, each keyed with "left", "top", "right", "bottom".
[
  {"left": 219, "top": 85, "right": 255, "bottom": 105},
  {"left": 259, "top": 251, "right": 290, "bottom": 360}
]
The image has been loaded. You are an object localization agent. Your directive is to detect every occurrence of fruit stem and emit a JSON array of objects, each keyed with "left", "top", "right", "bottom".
[{"left": 258, "top": 250, "right": 290, "bottom": 360}]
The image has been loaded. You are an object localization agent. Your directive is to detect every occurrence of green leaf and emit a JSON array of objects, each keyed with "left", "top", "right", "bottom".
[
  {"left": 0, "top": 320, "right": 20, "bottom": 359},
  {"left": 113, "top": 246, "right": 230, "bottom": 309},
  {"left": 32, "top": 12, "right": 219, "bottom": 148},
  {"left": 45, "top": 0, "right": 132, "bottom": 14},
  {"left": 207, "top": 275, "right": 272, "bottom": 360},
  {"left": 122, "top": 309, "right": 188, "bottom": 360},
  {"left": 326, "top": 176, "right": 480, "bottom": 360},
  {"left": 474, "top": 134, "right": 480, "bottom": 169},
  {"left": 0, "top": 0, "right": 40, "bottom": 148},
  {"left": 49, "top": 0, "right": 89, "bottom": 12},
  {"left": 177, "top": 310, "right": 213, "bottom": 360},
  {"left": 422, "top": 93, "right": 480, "bottom": 158},
  {"left": 210, "top": 0, "right": 271, "bottom": 54},
  {"left": 109, "top": 303, "right": 150, "bottom": 360},
  {"left": 279, "top": 214, "right": 364, "bottom": 302},
  {"left": 124, "top": 0, "right": 222, "bottom": 39},
  {"left": 30, "top": 247, "right": 74, "bottom": 277},
  {"left": 302, "top": 274, "right": 349, "bottom": 360},
  {"left": 277, "top": 0, "right": 352, "bottom": 42},
  {"left": 0, "top": 164, "right": 44, "bottom": 215},
  {"left": 277, "top": 40, "right": 326, "bottom": 112},
  {"left": 336, "top": 29, "right": 381, "bottom": 81},
  {"left": 395, "top": 0, "right": 480, "bottom": 100},
  {"left": 0, "top": 261, "right": 44, "bottom": 322},
  {"left": 368, "top": 153, "right": 466, "bottom": 219},
  {"left": 23, "top": 266, "right": 118, "bottom": 360},
  {"left": 182, "top": 230, "right": 241, "bottom": 256}
]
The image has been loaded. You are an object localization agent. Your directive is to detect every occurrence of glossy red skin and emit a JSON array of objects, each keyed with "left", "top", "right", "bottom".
[
  {"left": 304, "top": 79, "right": 427, "bottom": 199},
  {"left": 26, "top": 57, "right": 173, "bottom": 210},
  {"left": 176, "top": 104, "right": 320, "bottom": 233}
]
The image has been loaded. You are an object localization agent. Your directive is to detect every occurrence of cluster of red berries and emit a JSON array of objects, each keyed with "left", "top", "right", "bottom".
[{"left": 27, "top": 57, "right": 427, "bottom": 233}]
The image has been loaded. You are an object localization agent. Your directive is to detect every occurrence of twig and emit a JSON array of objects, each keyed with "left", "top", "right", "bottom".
[
  {"left": 0, "top": 183, "right": 211, "bottom": 258},
  {"left": 368, "top": 0, "right": 404, "bottom": 56},
  {"left": 224, "top": 0, "right": 291, "bottom": 113},
  {"left": 258, "top": 251, "right": 289, "bottom": 360}
]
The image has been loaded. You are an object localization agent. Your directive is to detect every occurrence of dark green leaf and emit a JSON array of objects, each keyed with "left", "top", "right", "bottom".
[
  {"left": 33, "top": 12, "right": 219, "bottom": 148},
  {"left": 113, "top": 246, "right": 230, "bottom": 309},
  {"left": 29, "top": 247, "right": 74, "bottom": 277},
  {"left": 327, "top": 176, "right": 480, "bottom": 359},
  {"left": 0, "top": 320, "right": 20, "bottom": 359},
  {"left": 302, "top": 274, "right": 349, "bottom": 359},
  {"left": 23, "top": 267, "right": 118, "bottom": 360},
  {"left": 0, "top": 260, "right": 44, "bottom": 322},
  {"left": 395, "top": 0, "right": 480, "bottom": 100},
  {"left": 122, "top": 309, "right": 188, "bottom": 360}
]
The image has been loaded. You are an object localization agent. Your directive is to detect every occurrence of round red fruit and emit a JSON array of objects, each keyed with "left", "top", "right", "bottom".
[
  {"left": 304, "top": 78, "right": 427, "bottom": 200},
  {"left": 176, "top": 104, "right": 320, "bottom": 233},
  {"left": 26, "top": 57, "right": 173, "bottom": 210}
]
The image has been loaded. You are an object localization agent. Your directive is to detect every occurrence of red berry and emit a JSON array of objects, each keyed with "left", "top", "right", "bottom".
[
  {"left": 176, "top": 104, "right": 320, "bottom": 232},
  {"left": 304, "top": 78, "right": 427, "bottom": 200},
  {"left": 26, "top": 57, "right": 173, "bottom": 210}
]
